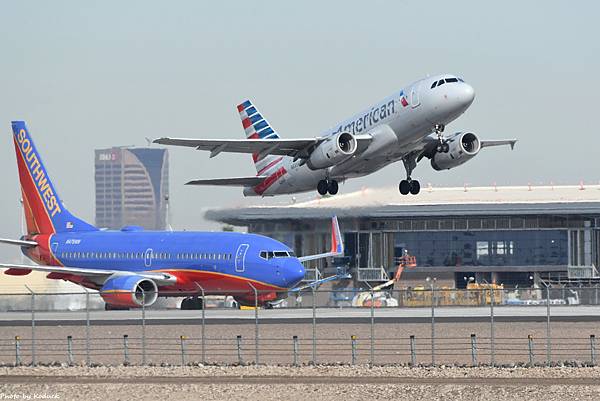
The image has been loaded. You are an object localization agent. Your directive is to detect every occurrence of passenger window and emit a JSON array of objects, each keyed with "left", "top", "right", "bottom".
[{"left": 430, "top": 81, "right": 437, "bottom": 89}]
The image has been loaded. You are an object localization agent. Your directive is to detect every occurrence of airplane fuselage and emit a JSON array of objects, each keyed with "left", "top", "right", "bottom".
[
  {"left": 243, "top": 74, "right": 475, "bottom": 196},
  {"left": 24, "top": 229, "right": 305, "bottom": 296}
]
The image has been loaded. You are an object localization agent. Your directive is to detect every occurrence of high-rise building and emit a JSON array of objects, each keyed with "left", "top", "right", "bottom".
[{"left": 94, "top": 147, "right": 169, "bottom": 230}]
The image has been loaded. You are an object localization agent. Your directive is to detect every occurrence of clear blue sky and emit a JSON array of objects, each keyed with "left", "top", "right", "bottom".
[{"left": 0, "top": 1, "right": 598, "bottom": 261}]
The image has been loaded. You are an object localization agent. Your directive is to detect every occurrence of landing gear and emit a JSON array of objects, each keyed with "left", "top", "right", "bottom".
[
  {"left": 434, "top": 124, "right": 449, "bottom": 153},
  {"left": 399, "top": 154, "right": 420, "bottom": 195},
  {"left": 317, "top": 179, "right": 339, "bottom": 196},
  {"left": 181, "top": 297, "right": 204, "bottom": 310},
  {"left": 105, "top": 303, "right": 129, "bottom": 311},
  {"left": 399, "top": 179, "right": 420, "bottom": 195}
]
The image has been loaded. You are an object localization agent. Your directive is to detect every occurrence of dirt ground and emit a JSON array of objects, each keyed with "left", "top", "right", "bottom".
[{"left": 0, "top": 320, "right": 596, "bottom": 366}]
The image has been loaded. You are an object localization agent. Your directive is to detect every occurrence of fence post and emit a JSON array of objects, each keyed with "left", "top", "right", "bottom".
[
  {"left": 591, "top": 334, "right": 596, "bottom": 366},
  {"left": 142, "top": 291, "right": 146, "bottom": 366},
  {"left": 351, "top": 335, "right": 357, "bottom": 365},
  {"left": 470, "top": 334, "right": 477, "bottom": 367},
  {"left": 237, "top": 335, "right": 243, "bottom": 364},
  {"left": 180, "top": 335, "right": 187, "bottom": 366},
  {"left": 85, "top": 289, "right": 90, "bottom": 366},
  {"left": 292, "top": 336, "right": 299, "bottom": 366},
  {"left": 195, "top": 284, "right": 206, "bottom": 365},
  {"left": 123, "top": 335, "right": 129, "bottom": 365},
  {"left": 311, "top": 286, "right": 317, "bottom": 365},
  {"left": 370, "top": 289, "right": 375, "bottom": 366},
  {"left": 430, "top": 282, "right": 435, "bottom": 366},
  {"left": 546, "top": 284, "right": 551, "bottom": 366},
  {"left": 15, "top": 336, "right": 21, "bottom": 366},
  {"left": 410, "top": 335, "right": 416, "bottom": 366},
  {"left": 67, "top": 335, "right": 74, "bottom": 366},
  {"left": 248, "top": 283, "right": 259, "bottom": 364},
  {"left": 490, "top": 288, "right": 495, "bottom": 367},
  {"left": 528, "top": 334, "right": 534, "bottom": 365},
  {"left": 25, "top": 285, "right": 35, "bottom": 366}
]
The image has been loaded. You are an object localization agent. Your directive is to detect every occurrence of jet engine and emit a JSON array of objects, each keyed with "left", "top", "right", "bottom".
[
  {"left": 307, "top": 132, "right": 357, "bottom": 170},
  {"left": 100, "top": 274, "right": 158, "bottom": 308},
  {"left": 431, "top": 132, "right": 481, "bottom": 171}
]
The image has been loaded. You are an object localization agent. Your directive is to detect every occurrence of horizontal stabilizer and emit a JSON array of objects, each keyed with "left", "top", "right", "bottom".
[
  {"left": 0, "top": 238, "right": 38, "bottom": 247},
  {"left": 186, "top": 176, "right": 267, "bottom": 187},
  {"left": 480, "top": 139, "right": 517, "bottom": 150}
]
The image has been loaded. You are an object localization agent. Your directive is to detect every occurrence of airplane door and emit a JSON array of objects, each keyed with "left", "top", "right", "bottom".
[
  {"left": 144, "top": 248, "right": 153, "bottom": 267},
  {"left": 411, "top": 83, "right": 421, "bottom": 108},
  {"left": 235, "top": 244, "right": 249, "bottom": 272}
]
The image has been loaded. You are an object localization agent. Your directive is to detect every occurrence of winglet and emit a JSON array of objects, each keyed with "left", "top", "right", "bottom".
[{"left": 330, "top": 216, "right": 343, "bottom": 255}]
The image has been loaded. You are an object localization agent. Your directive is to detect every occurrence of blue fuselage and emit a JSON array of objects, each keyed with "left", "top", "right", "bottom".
[{"left": 27, "top": 229, "right": 306, "bottom": 293}]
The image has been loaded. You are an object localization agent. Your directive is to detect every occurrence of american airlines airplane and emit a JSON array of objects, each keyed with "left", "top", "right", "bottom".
[
  {"left": 0, "top": 122, "right": 345, "bottom": 309},
  {"left": 155, "top": 74, "right": 516, "bottom": 196}
]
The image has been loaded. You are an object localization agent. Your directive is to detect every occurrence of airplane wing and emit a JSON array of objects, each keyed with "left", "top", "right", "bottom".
[
  {"left": 153, "top": 136, "right": 373, "bottom": 160},
  {"left": 480, "top": 139, "right": 517, "bottom": 150},
  {"left": 186, "top": 176, "right": 267, "bottom": 186},
  {"left": 290, "top": 272, "right": 352, "bottom": 292},
  {"left": 0, "top": 263, "right": 176, "bottom": 285},
  {"left": 298, "top": 216, "right": 344, "bottom": 262}
]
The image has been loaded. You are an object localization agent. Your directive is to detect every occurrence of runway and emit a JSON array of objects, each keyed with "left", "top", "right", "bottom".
[{"left": 1, "top": 305, "right": 599, "bottom": 326}]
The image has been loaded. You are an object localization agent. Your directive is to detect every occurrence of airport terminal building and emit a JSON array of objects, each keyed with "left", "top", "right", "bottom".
[{"left": 206, "top": 185, "right": 600, "bottom": 288}]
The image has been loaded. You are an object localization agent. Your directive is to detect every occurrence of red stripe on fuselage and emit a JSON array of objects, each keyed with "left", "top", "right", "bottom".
[
  {"left": 151, "top": 269, "right": 286, "bottom": 293},
  {"left": 256, "top": 157, "right": 283, "bottom": 176},
  {"left": 253, "top": 166, "right": 287, "bottom": 195}
]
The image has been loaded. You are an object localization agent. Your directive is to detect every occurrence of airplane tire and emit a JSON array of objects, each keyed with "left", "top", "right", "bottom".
[
  {"left": 399, "top": 180, "right": 410, "bottom": 195},
  {"left": 443, "top": 143, "right": 450, "bottom": 153},
  {"left": 317, "top": 180, "right": 329, "bottom": 195},
  {"left": 410, "top": 180, "right": 421, "bottom": 195},
  {"left": 328, "top": 180, "right": 339, "bottom": 195},
  {"left": 181, "top": 297, "right": 204, "bottom": 310}
]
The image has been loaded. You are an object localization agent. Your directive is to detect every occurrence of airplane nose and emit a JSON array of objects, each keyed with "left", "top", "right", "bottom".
[
  {"left": 459, "top": 83, "right": 475, "bottom": 107},
  {"left": 286, "top": 260, "right": 305, "bottom": 287}
]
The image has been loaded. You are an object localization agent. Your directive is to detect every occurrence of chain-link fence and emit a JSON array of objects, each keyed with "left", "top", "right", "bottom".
[{"left": 0, "top": 287, "right": 598, "bottom": 366}]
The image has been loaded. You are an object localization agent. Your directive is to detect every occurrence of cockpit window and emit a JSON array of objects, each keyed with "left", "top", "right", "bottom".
[
  {"left": 457, "top": 77, "right": 464, "bottom": 82},
  {"left": 446, "top": 77, "right": 459, "bottom": 83},
  {"left": 260, "top": 250, "right": 294, "bottom": 259},
  {"left": 437, "top": 79, "right": 445, "bottom": 87},
  {"left": 430, "top": 81, "right": 438, "bottom": 89}
]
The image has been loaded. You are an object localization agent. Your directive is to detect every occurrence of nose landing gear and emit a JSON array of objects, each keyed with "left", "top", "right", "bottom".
[
  {"left": 434, "top": 124, "right": 449, "bottom": 153},
  {"left": 317, "top": 179, "right": 339, "bottom": 196}
]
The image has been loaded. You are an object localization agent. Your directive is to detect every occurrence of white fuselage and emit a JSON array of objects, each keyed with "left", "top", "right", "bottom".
[{"left": 243, "top": 74, "right": 475, "bottom": 196}]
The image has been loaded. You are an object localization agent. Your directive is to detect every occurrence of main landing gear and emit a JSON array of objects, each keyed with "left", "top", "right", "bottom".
[
  {"left": 434, "top": 124, "right": 449, "bottom": 153},
  {"left": 400, "top": 153, "right": 420, "bottom": 195},
  {"left": 181, "top": 297, "right": 204, "bottom": 310},
  {"left": 317, "top": 179, "right": 339, "bottom": 196}
]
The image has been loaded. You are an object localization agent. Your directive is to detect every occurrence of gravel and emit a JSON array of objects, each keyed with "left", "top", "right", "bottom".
[{"left": 1, "top": 366, "right": 600, "bottom": 401}]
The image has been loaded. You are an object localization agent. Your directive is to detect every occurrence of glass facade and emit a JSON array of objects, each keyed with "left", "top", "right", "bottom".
[
  {"left": 95, "top": 147, "right": 169, "bottom": 230},
  {"left": 393, "top": 230, "right": 568, "bottom": 267}
]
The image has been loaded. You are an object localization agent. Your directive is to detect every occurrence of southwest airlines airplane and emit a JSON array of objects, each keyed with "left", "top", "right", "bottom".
[
  {"left": 155, "top": 74, "right": 516, "bottom": 196},
  {"left": 0, "top": 122, "right": 344, "bottom": 309}
]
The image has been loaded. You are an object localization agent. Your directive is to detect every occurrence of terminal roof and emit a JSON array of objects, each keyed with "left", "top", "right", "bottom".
[{"left": 205, "top": 185, "right": 600, "bottom": 224}]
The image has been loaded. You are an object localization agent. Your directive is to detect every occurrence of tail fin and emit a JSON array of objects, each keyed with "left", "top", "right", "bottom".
[
  {"left": 12, "top": 121, "right": 98, "bottom": 234},
  {"left": 236, "top": 100, "right": 283, "bottom": 175}
]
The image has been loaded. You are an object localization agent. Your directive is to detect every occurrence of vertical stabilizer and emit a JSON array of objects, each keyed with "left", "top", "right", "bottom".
[
  {"left": 236, "top": 100, "right": 284, "bottom": 176},
  {"left": 12, "top": 121, "right": 98, "bottom": 234}
]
